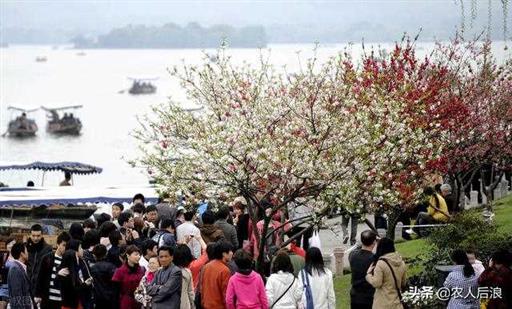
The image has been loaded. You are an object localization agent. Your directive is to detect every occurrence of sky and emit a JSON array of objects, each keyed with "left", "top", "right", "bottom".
[{"left": 0, "top": 0, "right": 510, "bottom": 42}]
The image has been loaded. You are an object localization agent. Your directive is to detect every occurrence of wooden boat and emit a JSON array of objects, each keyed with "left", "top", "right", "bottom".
[
  {"left": 128, "top": 77, "right": 157, "bottom": 95},
  {"left": 41, "top": 105, "right": 83, "bottom": 135},
  {"left": 5, "top": 106, "right": 38, "bottom": 137}
]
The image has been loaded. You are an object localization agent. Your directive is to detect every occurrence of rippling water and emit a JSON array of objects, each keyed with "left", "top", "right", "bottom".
[{"left": 1, "top": 42, "right": 510, "bottom": 188}]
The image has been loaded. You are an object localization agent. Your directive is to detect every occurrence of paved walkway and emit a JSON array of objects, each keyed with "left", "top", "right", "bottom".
[{"left": 318, "top": 215, "right": 377, "bottom": 271}]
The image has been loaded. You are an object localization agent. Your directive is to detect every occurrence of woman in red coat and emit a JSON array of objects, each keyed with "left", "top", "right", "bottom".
[{"left": 112, "top": 245, "right": 145, "bottom": 309}]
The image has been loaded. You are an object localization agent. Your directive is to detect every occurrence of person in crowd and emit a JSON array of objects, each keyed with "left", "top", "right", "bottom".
[
  {"left": 90, "top": 245, "right": 118, "bottom": 309},
  {"left": 57, "top": 249, "right": 93, "bottom": 309},
  {"left": 26, "top": 181, "right": 35, "bottom": 187},
  {"left": 410, "top": 187, "right": 451, "bottom": 237},
  {"left": 200, "top": 241, "right": 233, "bottom": 309},
  {"left": 188, "top": 236, "right": 209, "bottom": 289},
  {"left": 152, "top": 218, "right": 176, "bottom": 248},
  {"left": 134, "top": 217, "right": 148, "bottom": 242},
  {"left": 82, "top": 230, "right": 100, "bottom": 265},
  {"left": 176, "top": 210, "right": 202, "bottom": 259},
  {"left": 250, "top": 205, "right": 290, "bottom": 266},
  {"left": 341, "top": 211, "right": 359, "bottom": 246},
  {"left": 95, "top": 214, "right": 112, "bottom": 230},
  {"left": 147, "top": 246, "right": 182, "bottom": 309},
  {"left": 444, "top": 249, "right": 479, "bottom": 309},
  {"left": 118, "top": 212, "right": 141, "bottom": 246},
  {"left": 7, "top": 243, "right": 33, "bottom": 309},
  {"left": 82, "top": 219, "right": 96, "bottom": 233},
  {"left": 133, "top": 194, "right": 145, "bottom": 206},
  {"left": 174, "top": 207, "right": 185, "bottom": 229},
  {"left": 35, "top": 231, "right": 70, "bottom": 309},
  {"left": 272, "top": 236, "right": 305, "bottom": 277},
  {"left": 349, "top": 230, "right": 377, "bottom": 309},
  {"left": 132, "top": 204, "right": 146, "bottom": 218},
  {"left": 69, "top": 223, "right": 85, "bottom": 241},
  {"left": 478, "top": 249, "right": 512, "bottom": 309},
  {"left": 107, "top": 230, "right": 124, "bottom": 267},
  {"left": 139, "top": 240, "right": 158, "bottom": 270},
  {"left": 112, "top": 203, "right": 124, "bottom": 228},
  {"left": 65, "top": 240, "right": 94, "bottom": 309},
  {"left": 226, "top": 249, "right": 268, "bottom": 309},
  {"left": 466, "top": 248, "right": 485, "bottom": 278},
  {"left": 440, "top": 183, "right": 457, "bottom": 213},
  {"left": 0, "top": 238, "right": 15, "bottom": 309},
  {"left": 287, "top": 201, "right": 314, "bottom": 250},
  {"left": 172, "top": 244, "right": 195, "bottom": 309},
  {"left": 144, "top": 205, "right": 160, "bottom": 233},
  {"left": 135, "top": 256, "right": 160, "bottom": 309},
  {"left": 215, "top": 206, "right": 239, "bottom": 249},
  {"left": 59, "top": 172, "right": 72, "bottom": 186},
  {"left": 200, "top": 210, "right": 225, "bottom": 244},
  {"left": 232, "top": 197, "right": 250, "bottom": 249},
  {"left": 112, "top": 245, "right": 145, "bottom": 309},
  {"left": 266, "top": 251, "right": 302, "bottom": 309},
  {"left": 298, "top": 247, "right": 335, "bottom": 309},
  {"left": 98, "top": 221, "right": 117, "bottom": 249},
  {"left": 27, "top": 224, "right": 53, "bottom": 296},
  {"left": 366, "top": 237, "right": 407, "bottom": 309},
  {"left": 155, "top": 193, "right": 177, "bottom": 224}
]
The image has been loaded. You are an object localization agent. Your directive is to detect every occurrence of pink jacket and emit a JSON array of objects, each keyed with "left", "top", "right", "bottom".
[{"left": 225, "top": 271, "right": 268, "bottom": 309}]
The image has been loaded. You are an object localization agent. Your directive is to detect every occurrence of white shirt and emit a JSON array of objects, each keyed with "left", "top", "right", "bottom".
[
  {"left": 176, "top": 221, "right": 201, "bottom": 258},
  {"left": 298, "top": 268, "right": 336, "bottom": 309}
]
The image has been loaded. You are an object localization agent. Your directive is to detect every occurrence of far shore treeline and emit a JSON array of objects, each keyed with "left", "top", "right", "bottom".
[{"left": 71, "top": 22, "right": 267, "bottom": 49}]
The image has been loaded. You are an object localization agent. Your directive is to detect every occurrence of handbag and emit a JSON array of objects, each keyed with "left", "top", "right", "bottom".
[
  {"left": 380, "top": 259, "right": 409, "bottom": 309},
  {"left": 300, "top": 270, "right": 314, "bottom": 309},
  {"left": 270, "top": 276, "right": 295, "bottom": 308},
  {"left": 308, "top": 229, "right": 322, "bottom": 249}
]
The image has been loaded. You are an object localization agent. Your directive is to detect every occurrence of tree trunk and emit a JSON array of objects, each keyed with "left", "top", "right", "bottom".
[
  {"left": 255, "top": 215, "right": 271, "bottom": 274},
  {"left": 385, "top": 207, "right": 402, "bottom": 240}
]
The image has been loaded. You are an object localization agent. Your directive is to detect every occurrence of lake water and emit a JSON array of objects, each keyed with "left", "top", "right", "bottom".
[{"left": 1, "top": 42, "right": 510, "bottom": 188}]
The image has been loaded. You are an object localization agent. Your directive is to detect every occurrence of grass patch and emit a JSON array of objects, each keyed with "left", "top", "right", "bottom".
[{"left": 334, "top": 194, "right": 512, "bottom": 308}]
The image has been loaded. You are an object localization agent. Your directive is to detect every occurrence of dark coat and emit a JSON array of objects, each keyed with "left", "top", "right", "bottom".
[
  {"left": 57, "top": 258, "right": 91, "bottom": 309},
  {"left": 7, "top": 261, "right": 35, "bottom": 309},
  {"left": 200, "top": 224, "right": 225, "bottom": 244},
  {"left": 90, "top": 259, "right": 118, "bottom": 309},
  {"left": 26, "top": 239, "right": 52, "bottom": 295},
  {"left": 147, "top": 264, "right": 182, "bottom": 309},
  {"left": 35, "top": 252, "right": 60, "bottom": 308},
  {"left": 236, "top": 214, "right": 250, "bottom": 249},
  {"left": 215, "top": 219, "right": 239, "bottom": 248}
]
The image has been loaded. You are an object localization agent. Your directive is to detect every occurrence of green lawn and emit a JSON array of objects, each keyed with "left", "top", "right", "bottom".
[{"left": 333, "top": 194, "right": 512, "bottom": 309}]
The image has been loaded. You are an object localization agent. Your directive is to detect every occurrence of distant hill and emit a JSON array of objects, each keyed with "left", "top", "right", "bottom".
[{"left": 71, "top": 23, "right": 267, "bottom": 49}]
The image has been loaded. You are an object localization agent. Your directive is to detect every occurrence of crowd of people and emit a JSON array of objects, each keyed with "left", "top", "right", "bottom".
[
  {"left": 0, "top": 194, "right": 336, "bottom": 309},
  {"left": 348, "top": 230, "right": 512, "bottom": 309},
  {"left": 1, "top": 188, "right": 511, "bottom": 309}
]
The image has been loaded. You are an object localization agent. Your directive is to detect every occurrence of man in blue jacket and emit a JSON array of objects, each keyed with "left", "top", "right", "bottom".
[{"left": 8, "top": 242, "right": 35, "bottom": 309}]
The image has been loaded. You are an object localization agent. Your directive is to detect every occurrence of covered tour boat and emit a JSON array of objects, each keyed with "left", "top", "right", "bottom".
[
  {"left": 41, "top": 105, "right": 83, "bottom": 135},
  {"left": 5, "top": 106, "right": 39, "bottom": 137}
]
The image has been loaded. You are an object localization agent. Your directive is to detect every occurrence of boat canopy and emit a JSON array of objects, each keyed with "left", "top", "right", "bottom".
[
  {"left": 41, "top": 105, "right": 83, "bottom": 111},
  {"left": 7, "top": 106, "right": 39, "bottom": 113},
  {"left": 128, "top": 77, "right": 159, "bottom": 81},
  {"left": 0, "top": 185, "right": 158, "bottom": 207},
  {"left": 0, "top": 161, "right": 103, "bottom": 175}
]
